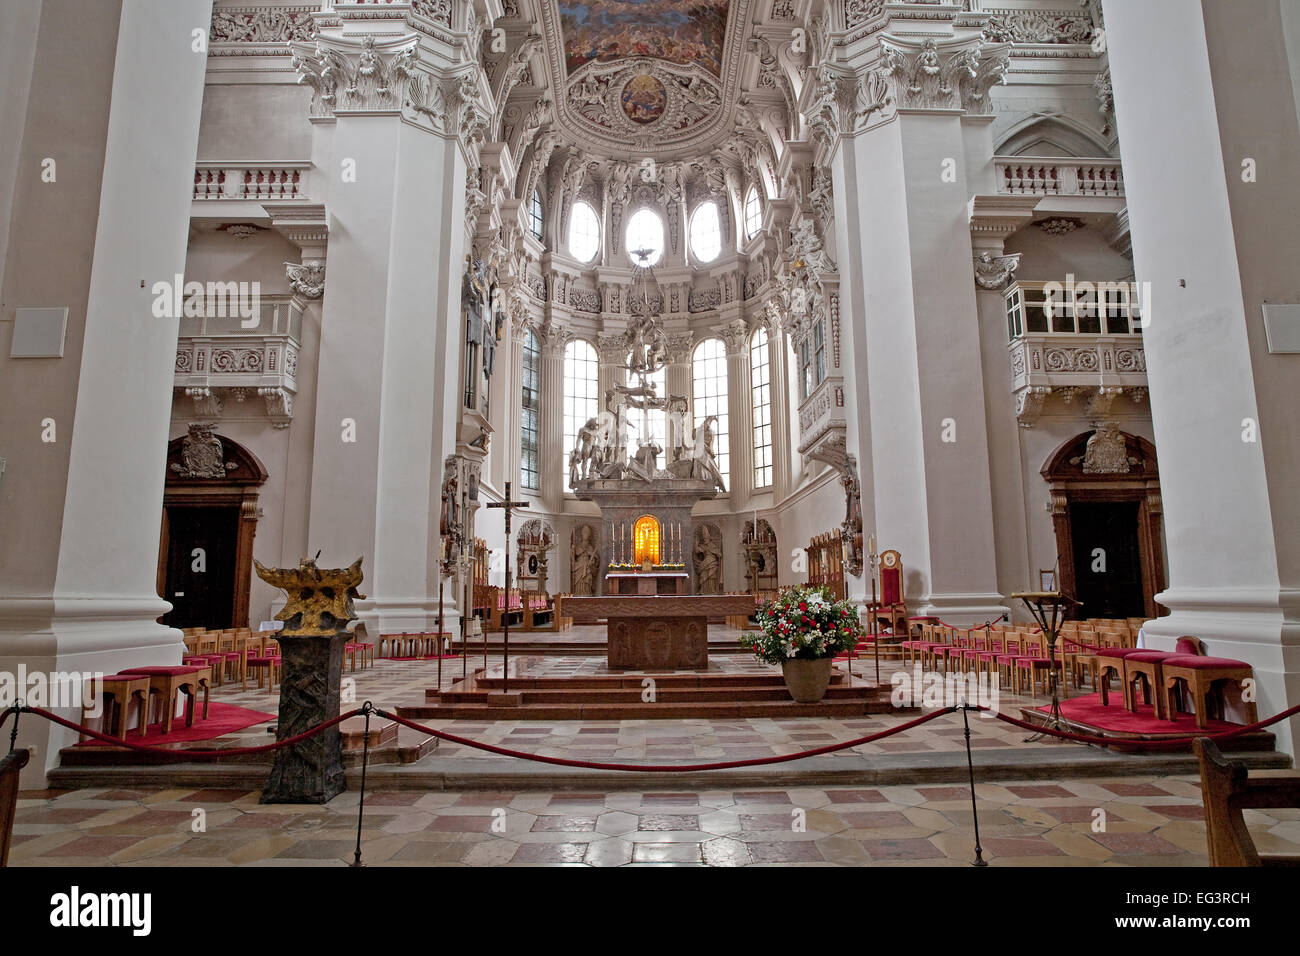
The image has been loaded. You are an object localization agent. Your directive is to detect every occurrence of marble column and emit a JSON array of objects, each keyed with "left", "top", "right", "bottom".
[
  {"left": 825, "top": 28, "right": 1009, "bottom": 622},
  {"left": 298, "top": 24, "right": 476, "bottom": 634},
  {"left": 720, "top": 318, "right": 752, "bottom": 504},
  {"left": 538, "top": 325, "right": 569, "bottom": 512},
  {"left": 501, "top": 315, "right": 528, "bottom": 494},
  {"left": 1105, "top": 0, "right": 1300, "bottom": 753},
  {"left": 0, "top": 0, "right": 213, "bottom": 782}
]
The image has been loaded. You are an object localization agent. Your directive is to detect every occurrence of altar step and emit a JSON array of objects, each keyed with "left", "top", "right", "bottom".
[{"left": 401, "top": 669, "right": 897, "bottom": 721}]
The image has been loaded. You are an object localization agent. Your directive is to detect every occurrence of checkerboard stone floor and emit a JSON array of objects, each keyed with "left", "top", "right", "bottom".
[
  {"left": 159, "top": 634, "right": 1038, "bottom": 762},
  {"left": 26, "top": 627, "right": 1297, "bottom": 865},
  {"left": 13, "top": 778, "right": 1300, "bottom": 866}
]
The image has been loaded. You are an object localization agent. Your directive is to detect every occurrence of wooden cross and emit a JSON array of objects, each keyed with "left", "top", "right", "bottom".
[{"left": 485, "top": 481, "right": 529, "bottom": 692}]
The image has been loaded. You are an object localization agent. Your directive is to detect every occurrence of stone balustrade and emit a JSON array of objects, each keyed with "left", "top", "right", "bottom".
[
  {"left": 193, "top": 162, "right": 310, "bottom": 201},
  {"left": 995, "top": 157, "right": 1124, "bottom": 198}
]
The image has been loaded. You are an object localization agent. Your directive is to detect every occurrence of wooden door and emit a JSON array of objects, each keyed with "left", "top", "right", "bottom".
[
  {"left": 161, "top": 506, "right": 240, "bottom": 629},
  {"left": 1069, "top": 501, "right": 1145, "bottom": 619}
]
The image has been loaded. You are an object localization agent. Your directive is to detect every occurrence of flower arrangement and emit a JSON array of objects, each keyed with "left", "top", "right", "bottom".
[{"left": 740, "top": 584, "right": 864, "bottom": 665}]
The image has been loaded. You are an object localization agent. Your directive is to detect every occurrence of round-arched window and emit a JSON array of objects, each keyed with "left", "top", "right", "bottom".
[
  {"left": 626, "top": 207, "right": 665, "bottom": 266},
  {"left": 690, "top": 201, "right": 721, "bottom": 263},
  {"left": 744, "top": 186, "right": 763, "bottom": 240},
  {"left": 569, "top": 200, "right": 600, "bottom": 262}
]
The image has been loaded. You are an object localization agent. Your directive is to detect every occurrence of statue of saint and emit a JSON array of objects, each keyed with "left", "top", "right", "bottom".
[
  {"left": 571, "top": 525, "right": 599, "bottom": 596},
  {"left": 694, "top": 525, "right": 723, "bottom": 594}
]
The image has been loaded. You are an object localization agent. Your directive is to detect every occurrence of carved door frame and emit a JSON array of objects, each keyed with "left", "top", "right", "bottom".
[
  {"left": 1042, "top": 429, "right": 1165, "bottom": 619},
  {"left": 158, "top": 428, "right": 269, "bottom": 628}
]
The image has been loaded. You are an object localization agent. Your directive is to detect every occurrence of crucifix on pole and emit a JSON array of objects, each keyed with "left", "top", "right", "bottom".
[{"left": 485, "top": 481, "right": 529, "bottom": 692}]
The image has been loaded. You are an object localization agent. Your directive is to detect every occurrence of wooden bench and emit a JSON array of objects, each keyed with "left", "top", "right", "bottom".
[
  {"left": 1195, "top": 737, "right": 1300, "bottom": 866},
  {"left": 1, "top": 748, "right": 30, "bottom": 867}
]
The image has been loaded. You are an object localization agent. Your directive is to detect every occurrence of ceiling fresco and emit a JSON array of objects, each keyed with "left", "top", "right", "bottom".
[{"left": 558, "top": 0, "right": 731, "bottom": 76}]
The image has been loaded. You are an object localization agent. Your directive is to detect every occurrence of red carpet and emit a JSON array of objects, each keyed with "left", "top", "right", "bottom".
[
  {"left": 78, "top": 702, "right": 275, "bottom": 747},
  {"left": 1043, "top": 692, "right": 1244, "bottom": 736},
  {"left": 386, "top": 654, "right": 464, "bottom": 661}
]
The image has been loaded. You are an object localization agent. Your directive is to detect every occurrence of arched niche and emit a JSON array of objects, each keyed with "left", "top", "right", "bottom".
[
  {"left": 996, "top": 113, "right": 1115, "bottom": 158},
  {"left": 515, "top": 517, "right": 556, "bottom": 592},
  {"left": 157, "top": 425, "right": 269, "bottom": 629},
  {"left": 1041, "top": 427, "right": 1165, "bottom": 619}
]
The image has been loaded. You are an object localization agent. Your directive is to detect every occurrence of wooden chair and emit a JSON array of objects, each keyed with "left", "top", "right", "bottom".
[
  {"left": 1163, "top": 653, "right": 1258, "bottom": 730},
  {"left": 1, "top": 748, "right": 30, "bottom": 867},
  {"left": 118, "top": 665, "right": 211, "bottom": 734},
  {"left": 1013, "top": 633, "right": 1053, "bottom": 697},
  {"left": 866, "top": 550, "right": 907, "bottom": 636},
  {"left": 81, "top": 674, "right": 152, "bottom": 741},
  {"left": 243, "top": 640, "right": 281, "bottom": 692},
  {"left": 1121, "top": 650, "right": 1173, "bottom": 718},
  {"left": 350, "top": 622, "right": 375, "bottom": 667},
  {"left": 1195, "top": 737, "right": 1300, "bottom": 866}
]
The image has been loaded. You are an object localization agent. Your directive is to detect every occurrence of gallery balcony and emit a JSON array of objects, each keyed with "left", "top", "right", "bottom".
[
  {"left": 990, "top": 156, "right": 1126, "bottom": 223},
  {"left": 1005, "top": 280, "right": 1148, "bottom": 426},
  {"left": 173, "top": 294, "right": 303, "bottom": 428}
]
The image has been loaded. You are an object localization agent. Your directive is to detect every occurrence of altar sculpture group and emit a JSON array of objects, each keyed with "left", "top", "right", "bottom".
[{"left": 567, "top": 281, "right": 726, "bottom": 491}]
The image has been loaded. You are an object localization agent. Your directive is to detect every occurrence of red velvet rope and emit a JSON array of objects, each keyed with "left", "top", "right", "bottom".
[
  {"left": 981, "top": 701, "right": 1300, "bottom": 749},
  {"left": 376, "top": 705, "right": 958, "bottom": 772},
  {"left": 14, "top": 705, "right": 362, "bottom": 761}
]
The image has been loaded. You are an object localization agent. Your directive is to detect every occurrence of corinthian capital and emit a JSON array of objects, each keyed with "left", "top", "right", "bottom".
[
  {"left": 717, "top": 319, "right": 751, "bottom": 357},
  {"left": 879, "top": 36, "right": 980, "bottom": 112}
]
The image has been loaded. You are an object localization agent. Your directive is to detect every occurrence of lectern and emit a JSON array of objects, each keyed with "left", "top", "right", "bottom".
[{"left": 1008, "top": 590, "right": 1080, "bottom": 742}]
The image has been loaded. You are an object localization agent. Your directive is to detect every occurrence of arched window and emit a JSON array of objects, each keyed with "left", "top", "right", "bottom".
[
  {"left": 626, "top": 207, "right": 664, "bottom": 266},
  {"left": 690, "top": 201, "right": 721, "bottom": 263},
  {"left": 528, "top": 189, "right": 544, "bottom": 240},
  {"left": 520, "top": 330, "right": 540, "bottom": 489},
  {"left": 569, "top": 200, "right": 600, "bottom": 262},
  {"left": 562, "top": 339, "right": 599, "bottom": 492},
  {"left": 744, "top": 186, "right": 762, "bottom": 240},
  {"left": 750, "top": 327, "right": 772, "bottom": 489},
  {"left": 692, "top": 338, "right": 729, "bottom": 491}
]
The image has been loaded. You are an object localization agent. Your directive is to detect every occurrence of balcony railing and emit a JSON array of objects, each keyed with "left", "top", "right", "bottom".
[
  {"left": 174, "top": 295, "right": 302, "bottom": 427},
  {"left": 193, "top": 162, "right": 310, "bottom": 201},
  {"left": 995, "top": 157, "right": 1124, "bottom": 198}
]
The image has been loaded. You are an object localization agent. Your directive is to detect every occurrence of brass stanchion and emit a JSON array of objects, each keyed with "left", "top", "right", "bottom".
[
  {"left": 350, "top": 701, "right": 373, "bottom": 868},
  {"left": 961, "top": 704, "right": 987, "bottom": 867}
]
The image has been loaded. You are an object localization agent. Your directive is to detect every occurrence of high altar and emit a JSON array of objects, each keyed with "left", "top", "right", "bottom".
[{"left": 564, "top": 260, "right": 753, "bottom": 667}]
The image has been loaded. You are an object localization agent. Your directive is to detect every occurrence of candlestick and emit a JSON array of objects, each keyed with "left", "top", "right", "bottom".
[{"left": 868, "top": 533, "right": 876, "bottom": 556}]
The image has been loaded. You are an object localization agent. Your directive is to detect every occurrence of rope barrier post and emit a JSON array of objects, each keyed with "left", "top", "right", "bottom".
[
  {"left": 351, "top": 701, "right": 373, "bottom": 868},
  {"left": 7, "top": 701, "right": 22, "bottom": 754},
  {"left": 960, "top": 703, "right": 988, "bottom": 867}
]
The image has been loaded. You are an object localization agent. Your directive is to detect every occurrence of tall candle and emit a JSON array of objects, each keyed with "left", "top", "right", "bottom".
[{"left": 868, "top": 533, "right": 876, "bottom": 556}]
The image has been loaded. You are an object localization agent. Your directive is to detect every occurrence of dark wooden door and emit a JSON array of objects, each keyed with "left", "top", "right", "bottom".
[
  {"left": 1069, "top": 501, "right": 1145, "bottom": 619},
  {"left": 162, "top": 506, "right": 239, "bottom": 629}
]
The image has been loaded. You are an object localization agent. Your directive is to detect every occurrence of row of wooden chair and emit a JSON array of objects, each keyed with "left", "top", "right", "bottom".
[
  {"left": 903, "top": 621, "right": 1257, "bottom": 726},
  {"left": 181, "top": 627, "right": 282, "bottom": 691}
]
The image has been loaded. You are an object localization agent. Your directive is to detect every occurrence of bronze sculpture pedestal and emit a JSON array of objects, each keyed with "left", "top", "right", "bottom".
[{"left": 255, "top": 556, "right": 364, "bottom": 804}]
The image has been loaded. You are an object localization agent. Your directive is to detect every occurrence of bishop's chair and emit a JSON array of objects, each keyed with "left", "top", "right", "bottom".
[{"left": 867, "top": 549, "right": 907, "bottom": 635}]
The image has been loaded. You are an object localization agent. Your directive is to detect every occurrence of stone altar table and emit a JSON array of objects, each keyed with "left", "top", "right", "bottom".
[
  {"left": 604, "top": 571, "right": 689, "bottom": 595},
  {"left": 562, "top": 594, "right": 756, "bottom": 669}
]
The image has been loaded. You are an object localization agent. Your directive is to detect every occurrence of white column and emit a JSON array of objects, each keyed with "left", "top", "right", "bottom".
[
  {"left": 538, "top": 326, "right": 569, "bottom": 512},
  {"left": 720, "top": 319, "right": 752, "bottom": 505},
  {"left": 1105, "top": 0, "right": 1300, "bottom": 753},
  {"left": 0, "top": 0, "right": 212, "bottom": 782},
  {"left": 502, "top": 317, "right": 527, "bottom": 494},
  {"left": 303, "top": 29, "right": 470, "bottom": 634},
  {"left": 830, "top": 36, "right": 1009, "bottom": 623}
]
